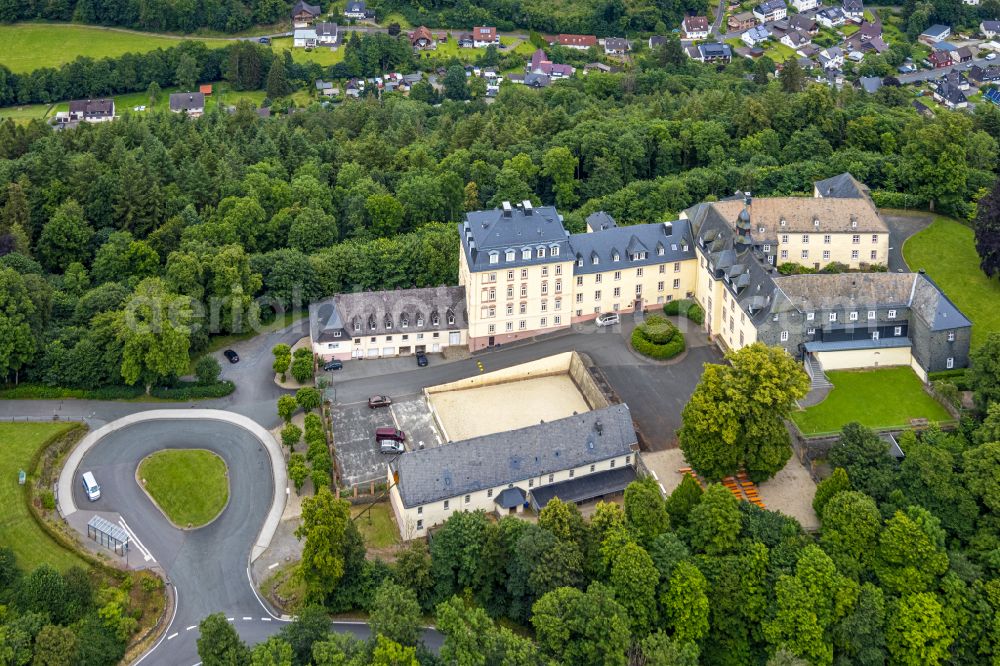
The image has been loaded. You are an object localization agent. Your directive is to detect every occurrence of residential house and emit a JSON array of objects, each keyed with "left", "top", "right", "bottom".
[
  {"left": 343, "top": 0, "right": 374, "bottom": 20},
  {"left": 919, "top": 24, "right": 951, "bottom": 44},
  {"left": 857, "top": 20, "right": 882, "bottom": 41},
  {"left": 649, "top": 35, "right": 667, "bottom": 48},
  {"left": 471, "top": 26, "right": 498, "bottom": 47},
  {"left": 388, "top": 404, "right": 640, "bottom": 538},
  {"left": 912, "top": 99, "right": 934, "bottom": 117},
  {"left": 781, "top": 29, "right": 812, "bottom": 49},
  {"left": 552, "top": 34, "right": 598, "bottom": 50},
  {"left": 293, "top": 28, "right": 317, "bottom": 48},
  {"left": 256, "top": 107, "right": 271, "bottom": 118},
  {"left": 61, "top": 98, "right": 115, "bottom": 124},
  {"left": 928, "top": 49, "right": 953, "bottom": 68},
  {"left": 409, "top": 26, "right": 435, "bottom": 49},
  {"left": 955, "top": 45, "right": 974, "bottom": 62},
  {"left": 315, "top": 22, "right": 338, "bottom": 46},
  {"left": 603, "top": 37, "right": 630, "bottom": 55},
  {"left": 790, "top": 14, "right": 818, "bottom": 34},
  {"left": 842, "top": 0, "right": 864, "bottom": 22},
  {"left": 691, "top": 42, "right": 733, "bottom": 63},
  {"left": 970, "top": 63, "right": 1000, "bottom": 83},
  {"left": 169, "top": 92, "right": 205, "bottom": 117},
  {"left": 982, "top": 20, "right": 1000, "bottom": 38},
  {"left": 858, "top": 76, "right": 882, "bottom": 93},
  {"left": 728, "top": 11, "right": 757, "bottom": 31},
  {"left": 584, "top": 62, "right": 619, "bottom": 74},
  {"left": 754, "top": 0, "right": 787, "bottom": 23},
  {"left": 791, "top": 0, "right": 819, "bottom": 10},
  {"left": 742, "top": 25, "right": 771, "bottom": 47},
  {"left": 524, "top": 72, "right": 551, "bottom": 88},
  {"left": 506, "top": 73, "right": 525, "bottom": 84},
  {"left": 816, "top": 7, "right": 846, "bottom": 28},
  {"left": 965, "top": 0, "right": 980, "bottom": 5},
  {"left": 457, "top": 33, "right": 474, "bottom": 48},
  {"left": 528, "top": 49, "right": 575, "bottom": 77},
  {"left": 814, "top": 172, "right": 871, "bottom": 199},
  {"left": 818, "top": 46, "right": 844, "bottom": 69},
  {"left": 291, "top": 0, "right": 320, "bottom": 27},
  {"left": 345, "top": 79, "right": 363, "bottom": 97},
  {"left": 984, "top": 87, "right": 1000, "bottom": 106},
  {"left": 682, "top": 15, "right": 710, "bottom": 39},
  {"left": 933, "top": 71, "right": 969, "bottom": 109},
  {"left": 315, "top": 80, "right": 334, "bottom": 96}
]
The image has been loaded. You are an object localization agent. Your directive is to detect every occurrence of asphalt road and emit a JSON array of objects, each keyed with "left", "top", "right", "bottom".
[{"left": 896, "top": 57, "right": 991, "bottom": 85}]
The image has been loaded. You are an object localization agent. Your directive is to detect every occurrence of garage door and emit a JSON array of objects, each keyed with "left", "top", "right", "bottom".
[
  {"left": 432, "top": 343, "right": 440, "bottom": 352},
  {"left": 367, "top": 349, "right": 378, "bottom": 358},
  {"left": 449, "top": 332, "right": 461, "bottom": 345},
  {"left": 382, "top": 347, "right": 395, "bottom": 356}
]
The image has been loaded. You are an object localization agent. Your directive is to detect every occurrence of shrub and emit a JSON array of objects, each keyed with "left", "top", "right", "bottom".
[
  {"left": 39, "top": 489, "right": 56, "bottom": 511},
  {"left": 631, "top": 315, "right": 686, "bottom": 360},
  {"left": 777, "top": 262, "right": 816, "bottom": 275},
  {"left": 663, "top": 299, "right": 704, "bottom": 325},
  {"left": 281, "top": 424, "right": 302, "bottom": 448},
  {"left": 296, "top": 387, "right": 322, "bottom": 412},
  {"left": 194, "top": 355, "right": 221, "bottom": 385},
  {"left": 870, "top": 189, "right": 925, "bottom": 209},
  {"left": 277, "top": 395, "right": 297, "bottom": 422},
  {"left": 149, "top": 381, "right": 235, "bottom": 400},
  {"left": 929, "top": 368, "right": 970, "bottom": 391},
  {"left": 0, "top": 384, "right": 145, "bottom": 400},
  {"left": 288, "top": 454, "right": 310, "bottom": 493},
  {"left": 291, "top": 354, "right": 314, "bottom": 384}
]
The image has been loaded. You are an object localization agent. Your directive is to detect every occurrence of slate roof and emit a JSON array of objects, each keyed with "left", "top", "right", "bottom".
[
  {"left": 586, "top": 211, "right": 618, "bottom": 231},
  {"left": 529, "top": 466, "right": 637, "bottom": 510},
  {"left": 922, "top": 24, "right": 951, "bottom": 39},
  {"left": 859, "top": 76, "right": 882, "bottom": 93},
  {"left": 495, "top": 486, "right": 527, "bottom": 508},
  {"left": 983, "top": 20, "right": 1000, "bottom": 32},
  {"left": 649, "top": 35, "right": 667, "bottom": 47},
  {"left": 169, "top": 92, "right": 204, "bottom": 112},
  {"left": 461, "top": 203, "right": 571, "bottom": 272},
  {"left": 814, "top": 172, "right": 871, "bottom": 199},
  {"left": 604, "top": 37, "right": 630, "bottom": 51},
  {"left": 569, "top": 219, "right": 695, "bottom": 275},
  {"left": 683, "top": 16, "right": 710, "bottom": 32},
  {"left": 699, "top": 43, "right": 732, "bottom": 59},
  {"left": 68, "top": 99, "right": 114, "bottom": 117},
  {"left": 315, "top": 22, "right": 338, "bottom": 38},
  {"left": 292, "top": 0, "right": 320, "bottom": 16},
  {"left": 757, "top": 0, "right": 787, "bottom": 13},
  {"left": 934, "top": 71, "right": 968, "bottom": 106},
  {"left": 310, "top": 286, "right": 467, "bottom": 342},
  {"left": 394, "top": 404, "right": 638, "bottom": 507},
  {"left": 690, "top": 196, "right": 884, "bottom": 236}
]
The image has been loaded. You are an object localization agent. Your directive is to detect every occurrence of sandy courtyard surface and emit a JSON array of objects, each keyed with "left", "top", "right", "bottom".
[{"left": 428, "top": 374, "right": 591, "bottom": 441}]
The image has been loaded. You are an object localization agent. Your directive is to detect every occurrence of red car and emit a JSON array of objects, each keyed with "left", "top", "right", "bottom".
[{"left": 368, "top": 395, "right": 392, "bottom": 409}]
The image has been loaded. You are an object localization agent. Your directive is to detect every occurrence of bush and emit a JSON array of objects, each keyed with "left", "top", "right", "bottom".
[
  {"left": 149, "top": 380, "right": 235, "bottom": 400},
  {"left": 291, "top": 354, "right": 314, "bottom": 384},
  {"left": 39, "top": 489, "right": 56, "bottom": 511},
  {"left": 277, "top": 395, "right": 297, "bottom": 422},
  {"left": 631, "top": 315, "right": 686, "bottom": 360},
  {"left": 870, "top": 189, "right": 925, "bottom": 209},
  {"left": 281, "top": 424, "right": 303, "bottom": 448},
  {"left": 777, "top": 262, "right": 816, "bottom": 275},
  {"left": 931, "top": 380, "right": 961, "bottom": 410},
  {"left": 296, "top": 387, "right": 322, "bottom": 412},
  {"left": 194, "top": 355, "right": 221, "bottom": 385},
  {"left": 0, "top": 383, "right": 145, "bottom": 400},
  {"left": 662, "top": 299, "right": 704, "bottom": 325},
  {"left": 929, "top": 368, "right": 970, "bottom": 391},
  {"left": 288, "top": 454, "right": 310, "bottom": 493}
]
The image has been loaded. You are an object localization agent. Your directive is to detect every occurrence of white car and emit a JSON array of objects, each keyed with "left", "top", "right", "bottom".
[
  {"left": 987, "top": 53, "right": 997, "bottom": 61},
  {"left": 596, "top": 313, "right": 620, "bottom": 327}
]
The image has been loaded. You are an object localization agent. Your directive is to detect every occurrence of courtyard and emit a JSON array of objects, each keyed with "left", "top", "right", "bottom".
[{"left": 791, "top": 366, "right": 954, "bottom": 436}]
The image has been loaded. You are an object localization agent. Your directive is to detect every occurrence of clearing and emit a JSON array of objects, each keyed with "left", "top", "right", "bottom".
[
  {"left": 792, "top": 367, "right": 953, "bottom": 435},
  {"left": 137, "top": 449, "right": 229, "bottom": 528},
  {"left": 351, "top": 503, "right": 400, "bottom": 550},
  {"left": 0, "top": 422, "right": 88, "bottom": 571},
  {"left": 903, "top": 216, "right": 1000, "bottom": 349}
]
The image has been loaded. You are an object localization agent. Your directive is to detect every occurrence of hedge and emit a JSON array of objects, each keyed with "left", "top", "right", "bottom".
[
  {"left": 870, "top": 190, "right": 926, "bottom": 210},
  {"left": 929, "top": 368, "right": 970, "bottom": 391},
  {"left": 149, "top": 380, "right": 235, "bottom": 400},
  {"left": 663, "top": 299, "right": 705, "bottom": 325},
  {"left": 0, "top": 384, "right": 145, "bottom": 400},
  {"left": 631, "top": 315, "right": 686, "bottom": 360}
]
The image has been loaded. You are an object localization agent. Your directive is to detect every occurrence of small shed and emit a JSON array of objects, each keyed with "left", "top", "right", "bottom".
[
  {"left": 87, "top": 515, "right": 129, "bottom": 555},
  {"left": 199, "top": 84, "right": 213, "bottom": 96}
]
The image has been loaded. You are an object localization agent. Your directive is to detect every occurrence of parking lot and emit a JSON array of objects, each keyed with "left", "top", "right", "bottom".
[{"left": 331, "top": 395, "right": 445, "bottom": 487}]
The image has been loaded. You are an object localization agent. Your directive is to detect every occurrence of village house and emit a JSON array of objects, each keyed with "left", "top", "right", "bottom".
[
  {"left": 472, "top": 26, "right": 499, "bottom": 47},
  {"left": 790, "top": 14, "right": 818, "bottom": 34},
  {"left": 603, "top": 37, "right": 631, "bottom": 55},
  {"left": 842, "top": 0, "right": 864, "bottom": 22},
  {"left": 933, "top": 71, "right": 969, "bottom": 109},
  {"left": 780, "top": 29, "right": 812, "bottom": 49},
  {"left": 928, "top": 49, "right": 953, "bottom": 68},
  {"left": 343, "top": 0, "right": 374, "bottom": 20},
  {"left": 817, "top": 7, "right": 846, "bottom": 28},
  {"left": 982, "top": 20, "right": 1000, "bottom": 38},
  {"left": 818, "top": 46, "right": 844, "bottom": 69},
  {"left": 920, "top": 24, "right": 952, "bottom": 44},
  {"left": 648, "top": 35, "right": 667, "bottom": 48},
  {"left": 682, "top": 15, "right": 710, "bottom": 39},
  {"left": 314, "top": 80, "right": 335, "bottom": 96},
  {"left": 293, "top": 28, "right": 317, "bottom": 48},
  {"left": 791, "top": 0, "right": 819, "bottom": 11},
  {"left": 552, "top": 34, "right": 598, "bottom": 50},
  {"left": 754, "top": 0, "right": 787, "bottom": 23},
  {"left": 315, "top": 22, "right": 338, "bottom": 46},
  {"left": 291, "top": 0, "right": 320, "bottom": 27},
  {"left": 169, "top": 92, "right": 205, "bottom": 117},
  {"left": 692, "top": 42, "right": 733, "bottom": 63},
  {"left": 742, "top": 25, "right": 772, "bottom": 47},
  {"left": 409, "top": 26, "right": 436, "bottom": 49},
  {"left": 528, "top": 49, "right": 575, "bottom": 77},
  {"left": 971, "top": 63, "right": 1000, "bottom": 83},
  {"left": 54, "top": 98, "right": 115, "bottom": 126},
  {"left": 728, "top": 11, "right": 757, "bottom": 31}
]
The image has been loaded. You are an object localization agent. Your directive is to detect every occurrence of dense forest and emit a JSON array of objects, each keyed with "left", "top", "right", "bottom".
[
  {"left": 0, "top": 0, "right": 707, "bottom": 36},
  {"left": 198, "top": 342, "right": 1000, "bottom": 664},
  {"left": 1, "top": 48, "right": 998, "bottom": 392}
]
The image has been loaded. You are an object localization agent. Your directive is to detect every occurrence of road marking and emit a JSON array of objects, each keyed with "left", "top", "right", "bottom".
[
  {"left": 242, "top": 616, "right": 252, "bottom": 621},
  {"left": 268, "top": 562, "right": 279, "bottom": 570},
  {"left": 118, "top": 518, "right": 155, "bottom": 563},
  {"left": 261, "top": 617, "right": 272, "bottom": 622},
  {"left": 167, "top": 633, "right": 178, "bottom": 640},
  {"left": 133, "top": 582, "right": 177, "bottom": 665},
  {"left": 227, "top": 618, "right": 234, "bottom": 622},
  {"left": 186, "top": 625, "right": 196, "bottom": 631},
  {"left": 246, "top": 565, "right": 291, "bottom": 622}
]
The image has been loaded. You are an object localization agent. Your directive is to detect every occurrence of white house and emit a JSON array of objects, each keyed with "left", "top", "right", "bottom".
[
  {"left": 818, "top": 46, "right": 844, "bottom": 69},
  {"left": 343, "top": 0, "right": 374, "bottom": 20},
  {"left": 791, "top": 0, "right": 819, "bottom": 11},
  {"left": 293, "top": 28, "right": 317, "bottom": 47},
  {"left": 742, "top": 25, "right": 771, "bottom": 47},
  {"left": 472, "top": 26, "right": 499, "bottom": 47},
  {"left": 754, "top": 0, "right": 787, "bottom": 23},
  {"left": 982, "top": 20, "right": 1000, "bottom": 38},
  {"left": 965, "top": 0, "right": 980, "bottom": 5},
  {"left": 781, "top": 29, "right": 812, "bottom": 49},
  {"left": 817, "top": 7, "right": 846, "bottom": 28},
  {"left": 919, "top": 24, "right": 951, "bottom": 44},
  {"left": 681, "top": 15, "right": 710, "bottom": 40},
  {"left": 315, "top": 22, "right": 338, "bottom": 46},
  {"left": 842, "top": 0, "right": 864, "bottom": 22},
  {"left": 603, "top": 37, "right": 630, "bottom": 55},
  {"left": 388, "top": 405, "right": 640, "bottom": 539}
]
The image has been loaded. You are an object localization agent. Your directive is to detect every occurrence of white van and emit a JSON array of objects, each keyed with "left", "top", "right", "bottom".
[{"left": 81, "top": 471, "right": 101, "bottom": 501}]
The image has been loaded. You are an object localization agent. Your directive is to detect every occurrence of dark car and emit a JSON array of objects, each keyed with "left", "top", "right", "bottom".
[
  {"left": 368, "top": 395, "right": 392, "bottom": 409},
  {"left": 324, "top": 359, "right": 343, "bottom": 371},
  {"left": 223, "top": 349, "right": 239, "bottom": 363},
  {"left": 258, "top": 36, "right": 271, "bottom": 44},
  {"left": 416, "top": 352, "right": 428, "bottom": 367}
]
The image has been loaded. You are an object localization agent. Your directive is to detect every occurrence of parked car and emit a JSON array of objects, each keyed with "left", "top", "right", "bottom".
[
  {"left": 416, "top": 351, "right": 428, "bottom": 367},
  {"left": 368, "top": 395, "right": 392, "bottom": 408},
  {"left": 259, "top": 36, "right": 271, "bottom": 44},
  {"left": 375, "top": 427, "right": 406, "bottom": 442},
  {"left": 379, "top": 439, "right": 405, "bottom": 454},
  {"left": 596, "top": 312, "right": 620, "bottom": 327},
  {"left": 223, "top": 349, "right": 239, "bottom": 363},
  {"left": 987, "top": 53, "right": 997, "bottom": 61},
  {"left": 324, "top": 360, "right": 343, "bottom": 371},
  {"left": 81, "top": 471, "right": 101, "bottom": 501}
]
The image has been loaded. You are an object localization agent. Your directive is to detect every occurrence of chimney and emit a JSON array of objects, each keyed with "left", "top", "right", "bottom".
[
  {"left": 523, "top": 200, "right": 533, "bottom": 215},
  {"left": 501, "top": 201, "right": 512, "bottom": 218},
  {"left": 744, "top": 192, "right": 752, "bottom": 206},
  {"left": 663, "top": 221, "right": 674, "bottom": 236},
  {"left": 595, "top": 419, "right": 603, "bottom": 436}
]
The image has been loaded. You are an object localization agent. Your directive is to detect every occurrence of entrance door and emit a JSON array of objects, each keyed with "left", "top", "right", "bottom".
[
  {"left": 449, "top": 331, "right": 461, "bottom": 345},
  {"left": 634, "top": 298, "right": 642, "bottom": 312},
  {"left": 872, "top": 330, "right": 880, "bottom": 341}
]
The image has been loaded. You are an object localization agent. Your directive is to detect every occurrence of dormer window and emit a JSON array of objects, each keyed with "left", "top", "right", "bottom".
[
  {"left": 550, "top": 245, "right": 560, "bottom": 256},
  {"left": 657, "top": 246, "right": 664, "bottom": 256},
  {"left": 537, "top": 247, "right": 546, "bottom": 259},
  {"left": 593, "top": 256, "right": 599, "bottom": 265},
  {"left": 432, "top": 314, "right": 440, "bottom": 326},
  {"left": 758, "top": 226, "right": 765, "bottom": 233},
  {"left": 505, "top": 249, "right": 515, "bottom": 262},
  {"left": 369, "top": 316, "right": 377, "bottom": 330},
  {"left": 354, "top": 321, "right": 361, "bottom": 332},
  {"left": 813, "top": 217, "right": 820, "bottom": 227},
  {"left": 613, "top": 252, "right": 620, "bottom": 262},
  {"left": 577, "top": 258, "right": 584, "bottom": 267},
  {"left": 447, "top": 313, "right": 455, "bottom": 325},
  {"left": 780, "top": 218, "right": 786, "bottom": 227},
  {"left": 417, "top": 316, "right": 424, "bottom": 327},
  {"left": 401, "top": 314, "right": 409, "bottom": 328},
  {"left": 522, "top": 248, "right": 531, "bottom": 260},
  {"left": 489, "top": 251, "right": 499, "bottom": 264},
  {"left": 682, "top": 244, "right": 688, "bottom": 252},
  {"left": 385, "top": 316, "right": 393, "bottom": 329},
  {"left": 333, "top": 331, "right": 341, "bottom": 338}
]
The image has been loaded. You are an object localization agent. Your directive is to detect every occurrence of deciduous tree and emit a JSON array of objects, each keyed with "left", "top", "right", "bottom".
[
  {"left": 37, "top": 199, "right": 93, "bottom": 271},
  {"left": 369, "top": 579, "right": 422, "bottom": 647},
  {"left": 198, "top": 612, "right": 250, "bottom": 666},
  {"left": 687, "top": 484, "right": 741, "bottom": 555},
  {"left": 531, "top": 583, "right": 630, "bottom": 666},
  {"left": 295, "top": 488, "right": 355, "bottom": 602}
]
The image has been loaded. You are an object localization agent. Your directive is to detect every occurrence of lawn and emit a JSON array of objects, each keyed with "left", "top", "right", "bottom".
[
  {"left": 841, "top": 24, "right": 859, "bottom": 37},
  {"left": 0, "top": 422, "right": 88, "bottom": 571},
  {"left": 351, "top": 503, "right": 400, "bottom": 549},
  {"left": 763, "top": 42, "right": 796, "bottom": 62},
  {"left": 0, "top": 23, "right": 229, "bottom": 73},
  {"left": 271, "top": 37, "right": 345, "bottom": 67},
  {"left": 381, "top": 12, "right": 412, "bottom": 28},
  {"left": 792, "top": 367, "right": 954, "bottom": 435},
  {"left": 903, "top": 217, "right": 1000, "bottom": 349},
  {"left": 137, "top": 449, "right": 229, "bottom": 528},
  {"left": 0, "top": 103, "right": 51, "bottom": 124}
]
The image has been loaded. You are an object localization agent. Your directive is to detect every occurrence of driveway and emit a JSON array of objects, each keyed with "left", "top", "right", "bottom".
[{"left": 881, "top": 212, "right": 934, "bottom": 272}]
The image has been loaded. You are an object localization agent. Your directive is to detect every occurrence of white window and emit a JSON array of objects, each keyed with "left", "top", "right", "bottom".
[
  {"left": 507, "top": 270, "right": 514, "bottom": 280},
  {"left": 576, "top": 293, "right": 583, "bottom": 303},
  {"left": 657, "top": 247, "right": 664, "bottom": 256},
  {"left": 464, "top": 494, "right": 470, "bottom": 504},
  {"left": 541, "top": 300, "right": 547, "bottom": 312},
  {"left": 444, "top": 500, "right": 449, "bottom": 510},
  {"left": 576, "top": 276, "right": 583, "bottom": 286},
  {"left": 610, "top": 459, "right": 616, "bottom": 468},
  {"left": 551, "top": 245, "right": 560, "bottom": 256},
  {"left": 763, "top": 244, "right": 771, "bottom": 252},
  {"left": 948, "top": 331, "right": 955, "bottom": 342},
  {"left": 519, "top": 320, "right": 526, "bottom": 330},
  {"left": 355, "top": 321, "right": 361, "bottom": 331},
  {"left": 541, "top": 266, "right": 548, "bottom": 277},
  {"left": 894, "top": 326, "right": 902, "bottom": 336},
  {"left": 505, "top": 321, "right": 513, "bottom": 332},
  {"left": 548, "top": 474, "right": 554, "bottom": 483},
  {"left": 871, "top": 250, "right": 877, "bottom": 261},
  {"left": 614, "top": 270, "right": 622, "bottom": 281},
  {"left": 636, "top": 267, "right": 643, "bottom": 277},
  {"left": 529, "top": 479, "right": 534, "bottom": 488},
  {"left": 417, "top": 506, "right": 422, "bottom": 514},
  {"left": 520, "top": 268, "right": 528, "bottom": 279},
  {"left": 801, "top": 249, "right": 809, "bottom": 259},
  {"left": 596, "top": 274, "right": 603, "bottom": 283},
  {"left": 540, "top": 317, "right": 547, "bottom": 327},
  {"left": 520, "top": 285, "right": 527, "bottom": 298},
  {"left": 829, "top": 312, "right": 838, "bottom": 322},
  {"left": 888, "top": 310, "right": 896, "bottom": 319},
  {"left": 593, "top": 256, "right": 599, "bottom": 265},
  {"left": 333, "top": 331, "right": 341, "bottom": 339},
  {"left": 489, "top": 252, "right": 499, "bottom": 264},
  {"left": 823, "top": 250, "right": 830, "bottom": 260},
  {"left": 824, "top": 235, "right": 831, "bottom": 244},
  {"left": 522, "top": 248, "right": 531, "bottom": 260},
  {"left": 554, "top": 315, "right": 561, "bottom": 324},
  {"left": 947, "top": 357, "right": 955, "bottom": 369},
  {"left": 851, "top": 250, "right": 859, "bottom": 260},
  {"left": 595, "top": 290, "right": 601, "bottom": 300},
  {"left": 802, "top": 234, "right": 809, "bottom": 244},
  {"left": 555, "top": 280, "right": 562, "bottom": 293},
  {"left": 569, "top": 469, "right": 574, "bottom": 477},
  {"left": 613, "top": 287, "right": 621, "bottom": 297},
  {"left": 577, "top": 258, "right": 583, "bottom": 267},
  {"left": 417, "top": 519, "right": 423, "bottom": 530},
  {"left": 849, "top": 312, "right": 858, "bottom": 321},
  {"left": 780, "top": 250, "right": 788, "bottom": 259},
  {"left": 806, "top": 312, "right": 815, "bottom": 321},
  {"left": 613, "top": 252, "right": 620, "bottom": 262},
  {"left": 590, "top": 464, "right": 595, "bottom": 472},
  {"left": 658, "top": 281, "right": 664, "bottom": 291},
  {"left": 541, "top": 282, "right": 548, "bottom": 295},
  {"left": 487, "top": 488, "right": 493, "bottom": 497},
  {"left": 448, "top": 313, "right": 455, "bottom": 325},
  {"left": 505, "top": 249, "right": 515, "bottom": 262},
  {"left": 659, "top": 265, "right": 666, "bottom": 274},
  {"left": 635, "top": 284, "right": 642, "bottom": 295},
  {"left": 537, "top": 247, "right": 546, "bottom": 258},
  {"left": 868, "top": 310, "right": 876, "bottom": 320},
  {"left": 519, "top": 303, "right": 526, "bottom": 314},
  {"left": 852, "top": 234, "right": 860, "bottom": 244},
  {"left": 780, "top": 330, "right": 789, "bottom": 341},
  {"left": 555, "top": 265, "right": 561, "bottom": 275},
  {"left": 506, "top": 304, "right": 513, "bottom": 316},
  {"left": 781, "top": 234, "right": 789, "bottom": 244},
  {"left": 488, "top": 324, "right": 495, "bottom": 334},
  {"left": 807, "top": 327, "right": 815, "bottom": 335},
  {"left": 872, "top": 234, "right": 879, "bottom": 244},
  {"left": 673, "top": 279, "right": 680, "bottom": 289}
]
